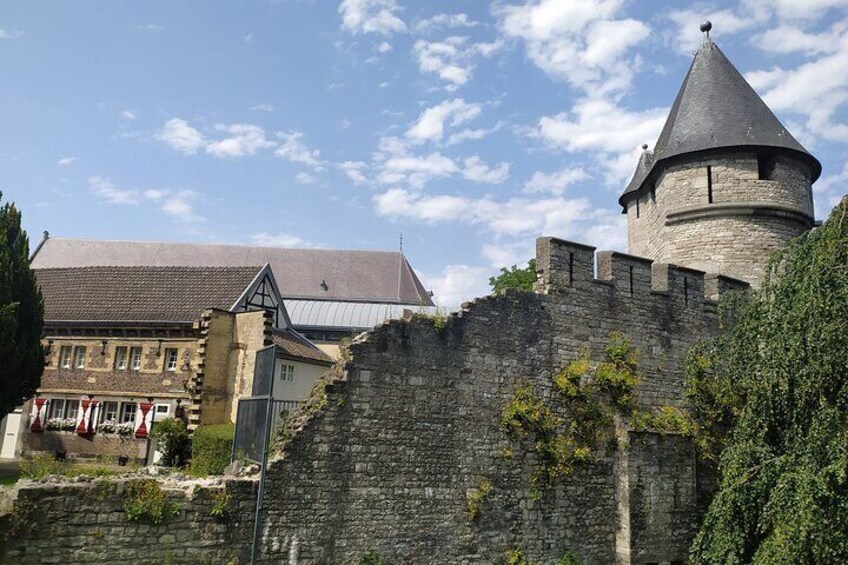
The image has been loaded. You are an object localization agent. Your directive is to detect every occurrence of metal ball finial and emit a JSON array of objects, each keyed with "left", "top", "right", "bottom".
[
  {"left": 641, "top": 143, "right": 649, "bottom": 151},
  {"left": 700, "top": 21, "right": 712, "bottom": 35}
]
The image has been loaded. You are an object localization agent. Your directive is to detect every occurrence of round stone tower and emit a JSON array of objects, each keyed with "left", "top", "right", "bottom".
[{"left": 619, "top": 24, "right": 820, "bottom": 288}]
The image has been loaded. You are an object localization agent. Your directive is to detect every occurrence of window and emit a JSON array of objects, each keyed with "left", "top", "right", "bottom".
[
  {"left": 48, "top": 399, "right": 66, "bottom": 419},
  {"left": 164, "top": 348, "right": 179, "bottom": 372},
  {"left": 155, "top": 404, "right": 170, "bottom": 418},
  {"left": 100, "top": 401, "right": 118, "bottom": 423},
  {"left": 58, "top": 346, "right": 72, "bottom": 369},
  {"left": 280, "top": 364, "right": 295, "bottom": 383},
  {"left": 707, "top": 165, "right": 714, "bottom": 203},
  {"left": 119, "top": 402, "right": 137, "bottom": 424},
  {"left": 73, "top": 346, "right": 87, "bottom": 369},
  {"left": 635, "top": 197, "right": 640, "bottom": 218},
  {"left": 129, "top": 347, "right": 142, "bottom": 370},
  {"left": 66, "top": 401, "right": 78, "bottom": 421},
  {"left": 115, "top": 346, "right": 128, "bottom": 370},
  {"left": 758, "top": 154, "right": 776, "bottom": 180}
]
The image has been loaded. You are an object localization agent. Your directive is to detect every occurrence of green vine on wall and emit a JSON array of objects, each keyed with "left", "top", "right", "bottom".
[
  {"left": 500, "top": 331, "right": 642, "bottom": 497},
  {"left": 123, "top": 479, "right": 180, "bottom": 525}
]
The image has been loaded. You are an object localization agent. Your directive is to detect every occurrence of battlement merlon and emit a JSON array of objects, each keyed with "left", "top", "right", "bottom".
[{"left": 535, "top": 237, "right": 750, "bottom": 301}]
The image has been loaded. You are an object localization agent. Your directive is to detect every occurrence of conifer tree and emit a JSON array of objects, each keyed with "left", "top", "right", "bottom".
[{"left": 0, "top": 192, "right": 44, "bottom": 419}]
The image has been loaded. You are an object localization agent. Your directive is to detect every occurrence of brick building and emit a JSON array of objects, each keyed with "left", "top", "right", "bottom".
[{"left": 20, "top": 263, "right": 331, "bottom": 463}]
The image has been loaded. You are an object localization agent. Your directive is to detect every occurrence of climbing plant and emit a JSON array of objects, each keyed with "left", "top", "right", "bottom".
[
  {"left": 688, "top": 197, "right": 848, "bottom": 564},
  {"left": 501, "top": 331, "right": 641, "bottom": 496}
]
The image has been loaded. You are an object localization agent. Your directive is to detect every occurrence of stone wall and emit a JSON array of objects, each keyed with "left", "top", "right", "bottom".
[
  {"left": 0, "top": 476, "right": 257, "bottom": 564},
  {"left": 627, "top": 151, "right": 814, "bottom": 287},
  {"left": 254, "top": 238, "right": 748, "bottom": 564}
]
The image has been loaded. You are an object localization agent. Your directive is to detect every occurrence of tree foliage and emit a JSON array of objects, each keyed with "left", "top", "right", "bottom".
[
  {"left": 689, "top": 197, "right": 848, "bottom": 564},
  {"left": 0, "top": 192, "right": 44, "bottom": 419},
  {"left": 489, "top": 259, "right": 537, "bottom": 293}
]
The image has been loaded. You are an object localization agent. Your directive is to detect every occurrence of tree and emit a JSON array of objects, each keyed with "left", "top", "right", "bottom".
[
  {"left": 0, "top": 192, "right": 44, "bottom": 419},
  {"left": 688, "top": 197, "right": 848, "bottom": 563},
  {"left": 489, "top": 259, "right": 537, "bottom": 293}
]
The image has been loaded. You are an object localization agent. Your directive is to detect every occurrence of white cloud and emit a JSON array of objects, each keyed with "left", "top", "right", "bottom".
[
  {"left": 414, "top": 37, "right": 503, "bottom": 89},
  {"left": 249, "top": 232, "right": 315, "bottom": 248},
  {"left": 205, "top": 123, "right": 274, "bottom": 158},
  {"left": 406, "top": 98, "right": 482, "bottom": 142},
  {"left": 376, "top": 152, "right": 458, "bottom": 188},
  {"left": 87, "top": 177, "right": 204, "bottom": 222},
  {"left": 0, "top": 29, "right": 23, "bottom": 40},
  {"left": 378, "top": 41, "right": 392, "bottom": 53},
  {"left": 496, "top": 0, "right": 649, "bottom": 95},
  {"left": 752, "top": 23, "right": 845, "bottom": 55},
  {"left": 249, "top": 103, "right": 275, "bottom": 112},
  {"left": 744, "top": 0, "right": 848, "bottom": 22},
  {"left": 120, "top": 110, "right": 137, "bottom": 120},
  {"left": 157, "top": 118, "right": 206, "bottom": 155},
  {"left": 482, "top": 241, "right": 535, "bottom": 269},
  {"left": 274, "top": 131, "right": 324, "bottom": 169},
  {"left": 747, "top": 26, "right": 848, "bottom": 143},
  {"left": 666, "top": 9, "right": 757, "bottom": 54},
  {"left": 339, "top": 0, "right": 406, "bottom": 36},
  {"left": 339, "top": 160, "right": 369, "bottom": 185},
  {"left": 415, "top": 13, "right": 478, "bottom": 33},
  {"left": 461, "top": 156, "right": 510, "bottom": 184},
  {"left": 295, "top": 172, "right": 317, "bottom": 184},
  {"left": 813, "top": 159, "right": 848, "bottom": 218},
  {"left": 523, "top": 167, "right": 589, "bottom": 194},
  {"left": 535, "top": 97, "right": 667, "bottom": 185},
  {"left": 446, "top": 121, "right": 504, "bottom": 146},
  {"left": 422, "top": 264, "right": 491, "bottom": 309},
  {"left": 57, "top": 157, "right": 77, "bottom": 167}
]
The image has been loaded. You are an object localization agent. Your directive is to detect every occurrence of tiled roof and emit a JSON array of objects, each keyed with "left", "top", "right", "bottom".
[
  {"left": 271, "top": 329, "right": 334, "bottom": 365},
  {"left": 37, "top": 266, "right": 263, "bottom": 323},
  {"left": 620, "top": 38, "right": 821, "bottom": 206},
  {"left": 31, "top": 239, "right": 435, "bottom": 306}
]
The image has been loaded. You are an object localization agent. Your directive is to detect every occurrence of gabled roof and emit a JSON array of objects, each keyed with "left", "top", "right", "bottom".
[
  {"left": 37, "top": 265, "right": 264, "bottom": 323},
  {"left": 271, "top": 329, "right": 333, "bottom": 366},
  {"left": 620, "top": 38, "right": 821, "bottom": 207},
  {"left": 31, "top": 238, "right": 435, "bottom": 306}
]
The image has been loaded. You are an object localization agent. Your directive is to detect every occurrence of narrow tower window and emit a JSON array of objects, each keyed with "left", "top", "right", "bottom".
[
  {"left": 683, "top": 277, "right": 690, "bottom": 306},
  {"left": 706, "top": 165, "right": 713, "bottom": 203},
  {"left": 635, "top": 198, "right": 640, "bottom": 218},
  {"left": 758, "top": 154, "right": 776, "bottom": 180},
  {"left": 628, "top": 266, "right": 634, "bottom": 297},
  {"left": 568, "top": 252, "right": 575, "bottom": 285}
]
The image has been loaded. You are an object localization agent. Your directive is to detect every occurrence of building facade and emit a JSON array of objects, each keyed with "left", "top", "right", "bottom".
[{"left": 20, "top": 264, "right": 331, "bottom": 463}]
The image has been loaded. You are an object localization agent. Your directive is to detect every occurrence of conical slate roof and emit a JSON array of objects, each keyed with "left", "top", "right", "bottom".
[{"left": 619, "top": 38, "right": 821, "bottom": 206}]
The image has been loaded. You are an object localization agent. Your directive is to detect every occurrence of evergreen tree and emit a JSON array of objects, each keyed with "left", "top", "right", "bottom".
[
  {"left": 688, "top": 197, "right": 848, "bottom": 563},
  {"left": 0, "top": 192, "right": 44, "bottom": 419},
  {"left": 489, "top": 259, "right": 537, "bottom": 293}
]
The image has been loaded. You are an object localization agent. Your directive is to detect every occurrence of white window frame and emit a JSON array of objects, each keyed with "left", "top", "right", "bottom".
[
  {"left": 73, "top": 346, "right": 86, "bottom": 369},
  {"left": 115, "top": 346, "right": 128, "bottom": 370},
  {"left": 48, "top": 398, "right": 66, "bottom": 419},
  {"left": 119, "top": 402, "right": 136, "bottom": 424},
  {"left": 100, "top": 401, "right": 118, "bottom": 423},
  {"left": 129, "top": 347, "right": 142, "bottom": 371},
  {"left": 154, "top": 404, "right": 170, "bottom": 418},
  {"left": 280, "top": 363, "right": 295, "bottom": 383},
  {"left": 58, "top": 346, "right": 72, "bottom": 369},
  {"left": 164, "top": 348, "right": 179, "bottom": 372},
  {"left": 65, "top": 400, "right": 79, "bottom": 420}
]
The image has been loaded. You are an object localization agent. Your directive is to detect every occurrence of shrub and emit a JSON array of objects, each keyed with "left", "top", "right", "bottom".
[
  {"left": 466, "top": 478, "right": 492, "bottom": 522},
  {"left": 150, "top": 418, "right": 190, "bottom": 467},
  {"left": 191, "top": 423, "right": 235, "bottom": 476},
  {"left": 123, "top": 479, "right": 180, "bottom": 524},
  {"left": 357, "top": 549, "right": 392, "bottom": 565},
  {"left": 20, "top": 453, "right": 64, "bottom": 479}
]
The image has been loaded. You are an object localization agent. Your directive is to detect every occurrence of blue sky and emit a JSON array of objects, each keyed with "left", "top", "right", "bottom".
[{"left": 2, "top": 0, "right": 847, "bottom": 307}]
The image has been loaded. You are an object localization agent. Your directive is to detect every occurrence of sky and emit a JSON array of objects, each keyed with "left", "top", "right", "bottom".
[{"left": 2, "top": 0, "right": 848, "bottom": 308}]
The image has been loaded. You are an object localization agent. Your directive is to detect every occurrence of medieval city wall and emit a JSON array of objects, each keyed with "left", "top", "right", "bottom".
[
  {"left": 256, "top": 238, "right": 748, "bottom": 564},
  {"left": 0, "top": 477, "right": 257, "bottom": 564}
]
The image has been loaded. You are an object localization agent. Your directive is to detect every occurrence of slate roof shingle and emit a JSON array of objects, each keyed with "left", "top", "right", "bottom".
[
  {"left": 271, "top": 329, "right": 334, "bottom": 365},
  {"left": 620, "top": 38, "right": 821, "bottom": 206},
  {"left": 37, "top": 265, "right": 263, "bottom": 323},
  {"left": 31, "top": 239, "right": 434, "bottom": 306}
]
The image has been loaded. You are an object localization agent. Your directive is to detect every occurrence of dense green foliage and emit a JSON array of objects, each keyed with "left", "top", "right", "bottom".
[
  {"left": 689, "top": 198, "right": 848, "bottom": 564},
  {"left": 0, "top": 192, "right": 44, "bottom": 419},
  {"left": 190, "top": 423, "right": 235, "bottom": 476},
  {"left": 489, "top": 259, "right": 537, "bottom": 293},
  {"left": 501, "top": 332, "right": 641, "bottom": 497},
  {"left": 151, "top": 417, "right": 191, "bottom": 467}
]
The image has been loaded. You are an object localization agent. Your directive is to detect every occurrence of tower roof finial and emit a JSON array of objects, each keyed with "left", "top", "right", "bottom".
[{"left": 700, "top": 20, "right": 712, "bottom": 39}]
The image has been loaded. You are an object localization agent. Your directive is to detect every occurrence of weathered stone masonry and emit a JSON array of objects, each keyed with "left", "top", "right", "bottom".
[
  {"left": 0, "top": 238, "right": 747, "bottom": 564},
  {"left": 256, "top": 237, "right": 747, "bottom": 564}
]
